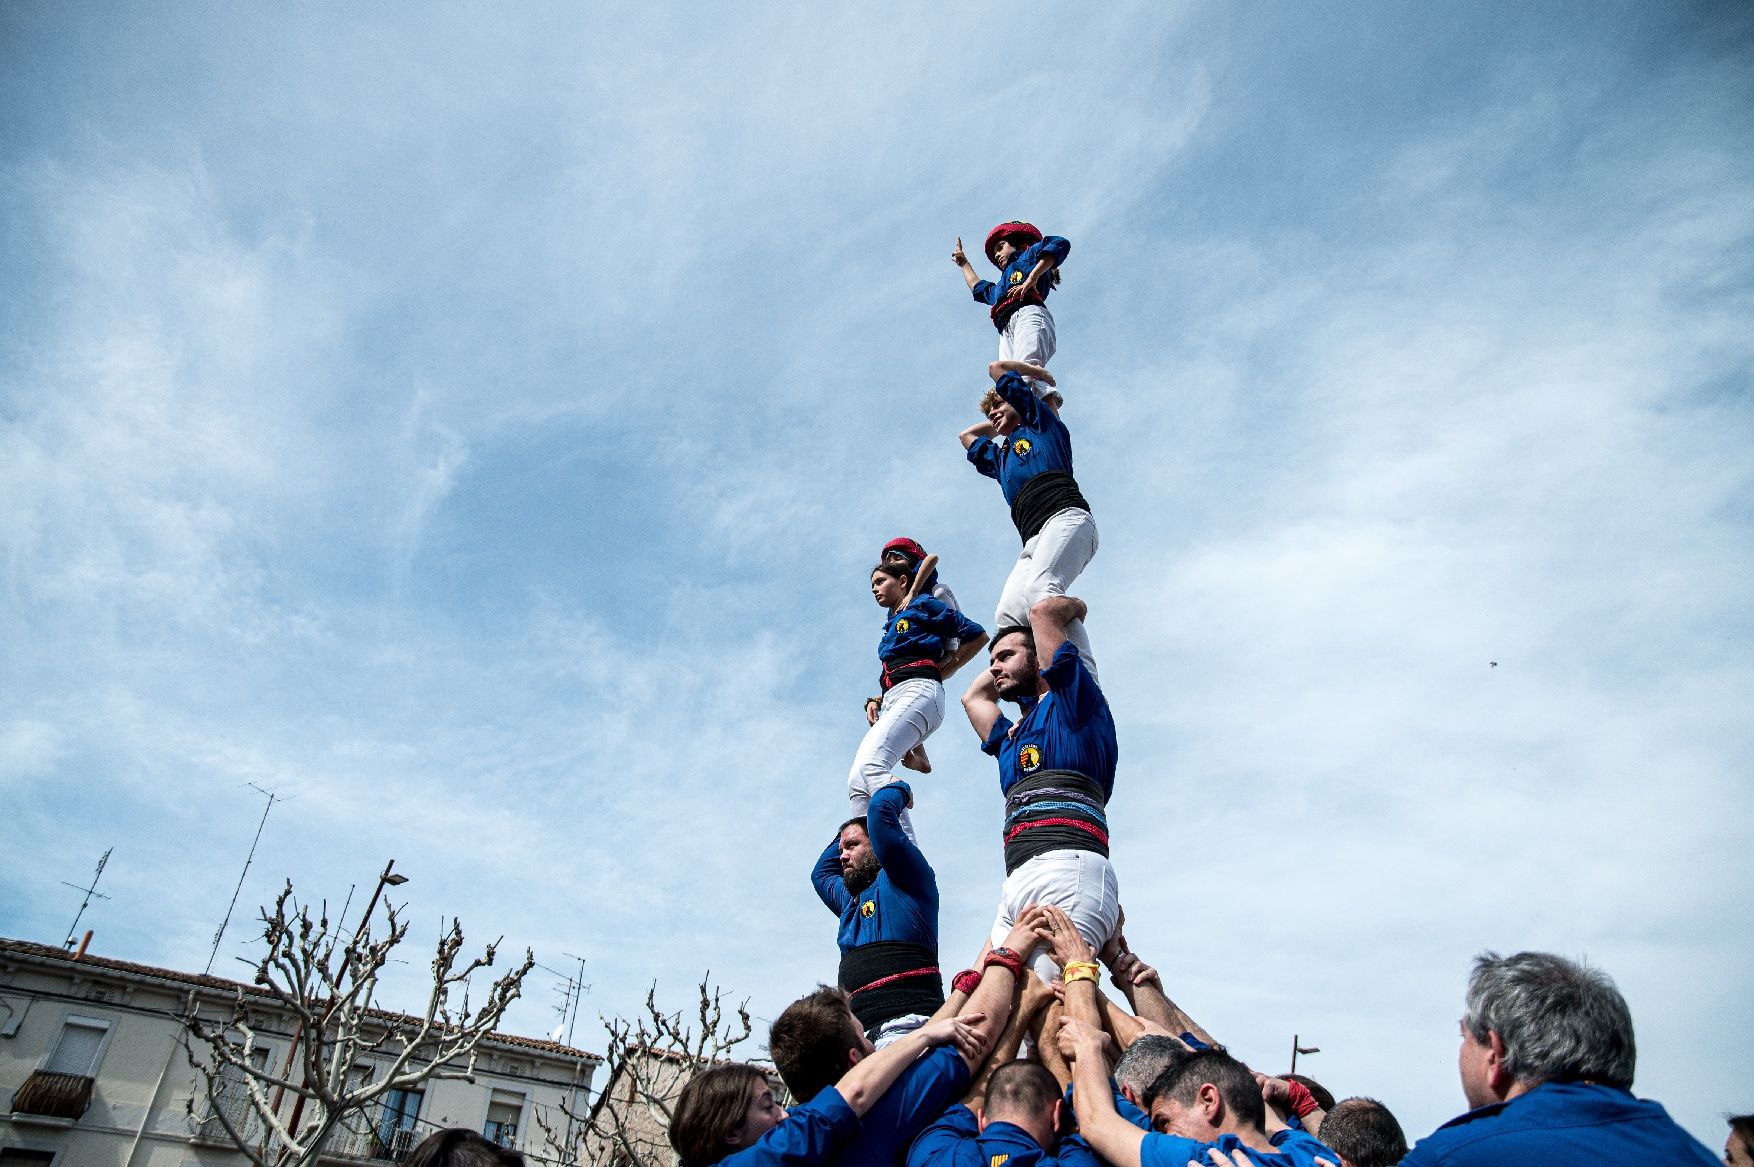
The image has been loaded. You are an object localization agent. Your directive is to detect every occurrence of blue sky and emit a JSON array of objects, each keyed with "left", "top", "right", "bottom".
[{"left": 3, "top": 0, "right": 1750, "bottom": 1145}]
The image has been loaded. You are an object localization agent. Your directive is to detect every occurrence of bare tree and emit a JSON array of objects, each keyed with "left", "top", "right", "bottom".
[
  {"left": 532, "top": 975, "right": 755, "bottom": 1167},
  {"left": 182, "top": 878, "right": 534, "bottom": 1167}
]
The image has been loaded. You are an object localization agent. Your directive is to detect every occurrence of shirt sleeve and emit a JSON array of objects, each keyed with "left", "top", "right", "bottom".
[
  {"left": 948, "top": 607, "right": 985, "bottom": 646},
  {"left": 1138, "top": 1132, "right": 1204, "bottom": 1167},
  {"left": 810, "top": 835, "right": 851, "bottom": 915},
  {"left": 994, "top": 372, "right": 1047, "bottom": 428},
  {"left": 965, "top": 436, "right": 1002, "bottom": 480},
  {"left": 721, "top": 1088, "right": 859, "bottom": 1167},
  {"left": 863, "top": 1049, "right": 972, "bottom": 1165},
  {"left": 1042, "top": 642, "right": 1103, "bottom": 728},
  {"left": 1036, "top": 235, "right": 1071, "bottom": 266},
  {"left": 1055, "top": 1134, "right": 1106, "bottom": 1167},
  {"left": 905, "top": 1103, "right": 982, "bottom": 1167},
  {"left": 972, "top": 278, "right": 999, "bottom": 305},
  {"left": 981, "top": 713, "right": 1015, "bottom": 757},
  {"left": 868, "top": 783, "right": 936, "bottom": 899}
]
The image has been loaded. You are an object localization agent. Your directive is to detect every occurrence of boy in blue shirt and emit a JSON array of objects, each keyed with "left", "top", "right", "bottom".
[{"left": 953, "top": 222, "right": 1071, "bottom": 405}]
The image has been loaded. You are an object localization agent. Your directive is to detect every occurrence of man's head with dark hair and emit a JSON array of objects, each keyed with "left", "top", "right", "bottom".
[
  {"left": 1725, "top": 1113, "right": 1754, "bottom": 1167},
  {"left": 1318, "top": 1098, "right": 1409, "bottom": 1167},
  {"left": 1284, "top": 1073, "right": 1336, "bottom": 1111},
  {"left": 837, "top": 819, "right": 879, "bottom": 894},
  {"left": 988, "top": 625, "right": 1040, "bottom": 701},
  {"left": 1147, "top": 1049, "right": 1266, "bottom": 1140},
  {"left": 1459, "top": 950, "right": 1636, "bottom": 1106},
  {"left": 768, "top": 986, "right": 871, "bottom": 1104},
  {"left": 980, "top": 1060, "right": 1063, "bottom": 1149},
  {"left": 405, "top": 1129, "right": 526, "bottom": 1167},
  {"left": 1114, "top": 1036, "right": 1187, "bottom": 1108},
  {"left": 668, "top": 1064, "right": 779, "bottom": 1167}
]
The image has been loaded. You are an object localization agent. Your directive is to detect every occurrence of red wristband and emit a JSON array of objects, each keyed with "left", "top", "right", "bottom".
[
  {"left": 951, "top": 969, "right": 981, "bottom": 996},
  {"left": 984, "top": 947, "right": 1025, "bottom": 976},
  {"left": 1284, "top": 1079, "right": 1318, "bottom": 1119}
]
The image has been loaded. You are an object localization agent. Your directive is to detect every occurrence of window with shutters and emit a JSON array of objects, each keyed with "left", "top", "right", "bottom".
[
  {"left": 43, "top": 1017, "right": 109, "bottom": 1077},
  {"left": 483, "top": 1089, "right": 523, "bottom": 1148}
]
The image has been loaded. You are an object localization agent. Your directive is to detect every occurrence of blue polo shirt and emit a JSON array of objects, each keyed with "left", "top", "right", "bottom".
[
  {"left": 965, "top": 373, "right": 1076, "bottom": 508},
  {"left": 982, "top": 643, "right": 1116, "bottom": 801},
  {"left": 906, "top": 1104, "right": 1100, "bottom": 1167},
  {"left": 714, "top": 1087, "right": 858, "bottom": 1167},
  {"left": 972, "top": 236, "right": 1072, "bottom": 330},
  {"left": 1399, "top": 1081, "right": 1718, "bottom": 1166},
  {"left": 811, "top": 783, "right": 938, "bottom": 954},
  {"left": 834, "top": 1047, "right": 971, "bottom": 1167},
  {"left": 1139, "top": 1129, "right": 1335, "bottom": 1167},
  {"left": 878, "top": 597, "right": 985, "bottom": 670}
]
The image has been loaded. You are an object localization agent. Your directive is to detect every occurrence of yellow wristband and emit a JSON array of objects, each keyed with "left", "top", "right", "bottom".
[{"left": 1063, "top": 961, "right": 1101, "bottom": 985}]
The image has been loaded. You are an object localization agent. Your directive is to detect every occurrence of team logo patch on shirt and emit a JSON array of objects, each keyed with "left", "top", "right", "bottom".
[
  {"left": 990, "top": 1156, "right": 1010, "bottom": 1167},
  {"left": 860, "top": 901, "right": 876, "bottom": 918},
  {"left": 1012, "top": 438, "right": 1032, "bottom": 458},
  {"left": 1019, "top": 744, "right": 1042, "bottom": 773},
  {"left": 896, "top": 618, "right": 910, "bottom": 632},
  {"left": 1008, "top": 271, "right": 1023, "bottom": 285}
]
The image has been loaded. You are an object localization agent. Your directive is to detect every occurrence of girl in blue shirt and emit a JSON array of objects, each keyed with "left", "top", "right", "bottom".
[{"left": 848, "top": 560, "right": 987, "bottom": 834}]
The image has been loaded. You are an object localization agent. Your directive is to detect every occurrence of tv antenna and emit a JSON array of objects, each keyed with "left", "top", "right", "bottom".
[
  {"left": 204, "top": 783, "right": 282, "bottom": 975},
  {"left": 62, "top": 848, "right": 114, "bottom": 948}
]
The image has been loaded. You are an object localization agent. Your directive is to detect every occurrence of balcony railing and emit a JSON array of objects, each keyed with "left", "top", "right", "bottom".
[
  {"left": 11, "top": 1070, "right": 95, "bottom": 1120},
  {"left": 324, "top": 1118, "right": 419, "bottom": 1163}
]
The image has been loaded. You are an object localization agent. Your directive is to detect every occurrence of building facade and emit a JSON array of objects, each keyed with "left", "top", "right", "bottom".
[{"left": 0, "top": 937, "right": 599, "bottom": 1167}]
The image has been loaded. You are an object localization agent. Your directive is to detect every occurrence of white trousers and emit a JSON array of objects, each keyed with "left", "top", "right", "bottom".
[
  {"left": 995, "top": 508, "right": 1099, "bottom": 678},
  {"left": 989, "top": 849, "right": 1121, "bottom": 984},
  {"left": 847, "top": 678, "right": 943, "bottom": 829},
  {"left": 999, "top": 304, "right": 1057, "bottom": 400}
]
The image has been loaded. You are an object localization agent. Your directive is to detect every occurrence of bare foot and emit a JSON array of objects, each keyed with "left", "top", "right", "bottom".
[{"left": 902, "top": 744, "right": 932, "bottom": 773}]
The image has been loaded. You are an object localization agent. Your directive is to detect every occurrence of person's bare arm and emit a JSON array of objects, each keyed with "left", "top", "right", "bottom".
[
  {"left": 1029, "top": 595, "right": 1088, "bottom": 669},
  {"left": 1106, "top": 950, "right": 1216, "bottom": 1048},
  {"left": 962, "top": 667, "right": 1003, "bottom": 741},
  {"left": 962, "top": 968, "right": 1054, "bottom": 1108},
  {"left": 988, "top": 359, "right": 1055, "bottom": 386},
  {"left": 938, "top": 630, "right": 988, "bottom": 681},
  {"left": 952, "top": 237, "right": 981, "bottom": 292},
  {"left": 954, "top": 905, "right": 1051, "bottom": 1068},
  {"left": 898, "top": 554, "right": 939, "bottom": 608},
  {"left": 960, "top": 419, "right": 997, "bottom": 450},
  {"left": 1094, "top": 986, "right": 1149, "bottom": 1052},
  {"left": 1015, "top": 253, "right": 1058, "bottom": 300},
  {"left": 837, "top": 1013, "right": 985, "bottom": 1115},
  {"left": 1058, "top": 1018, "right": 1145, "bottom": 1167}
]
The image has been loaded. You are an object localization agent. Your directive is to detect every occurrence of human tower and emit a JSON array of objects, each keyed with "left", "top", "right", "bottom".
[{"left": 811, "top": 220, "right": 1115, "bottom": 1046}]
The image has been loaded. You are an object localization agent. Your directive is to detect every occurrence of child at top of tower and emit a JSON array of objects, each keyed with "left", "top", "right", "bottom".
[{"left": 952, "top": 222, "right": 1070, "bottom": 406}]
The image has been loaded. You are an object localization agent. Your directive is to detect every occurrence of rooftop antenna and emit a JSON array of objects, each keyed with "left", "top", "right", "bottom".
[
  {"left": 62, "top": 848, "right": 114, "bottom": 948},
  {"left": 561, "top": 952, "right": 590, "bottom": 1047},
  {"left": 204, "top": 783, "right": 280, "bottom": 975}
]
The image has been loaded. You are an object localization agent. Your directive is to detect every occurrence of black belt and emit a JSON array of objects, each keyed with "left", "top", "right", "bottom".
[
  {"left": 839, "top": 941, "right": 944, "bottom": 1031},
  {"left": 1002, "top": 769, "right": 1110, "bottom": 875},
  {"left": 1010, "top": 473, "right": 1091, "bottom": 542}
]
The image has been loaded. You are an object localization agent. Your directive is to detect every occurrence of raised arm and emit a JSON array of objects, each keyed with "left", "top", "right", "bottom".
[
  {"left": 938, "top": 630, "right": 988, "bottom": 682},
  {"left": 951, "top": 236, "right": 982, "bottom": 292},
  {"left": 866, "top": 783, "right": 934, "bottom": 897},
  {"left": 810, "top": 833, "right": 852, "bottom": 915},
  {"left": 1029, "top": 595, "right": 1087, "bottom": 670},
  {"left": 961, "top": 666, "right": 1004, "bottom": 742},
  {"left": 1059, "top": 1018, "right": 1146, "bottom": 1167},
  {"left": 960, "top": 419, "right": 997, "bottom": 452}
]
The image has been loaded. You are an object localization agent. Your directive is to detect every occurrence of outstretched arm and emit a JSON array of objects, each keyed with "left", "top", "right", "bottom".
[
  {"left": 1059, "top": 1018, "right": 1145, "bottom": 1167},
  {"left": 837, "top": 1013, "right": 986, "bottom": 1116},
  {"left": 989, "top": 359, "right": 1055, "bottom": 386}
]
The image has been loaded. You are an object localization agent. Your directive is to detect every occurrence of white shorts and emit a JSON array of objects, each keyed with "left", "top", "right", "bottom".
[
  {"left": 999, "top": 305, "right": 1057, "bottom": 400},
  {"left": 989, "top": 849, "right": 1120, "bottom": 984},
  {"left": 995, "top": 508, "right": 1099, "bottom": 678},
  {"left": 847, "top": 678, "right": 943, "bottom": 819},
  {"left": 869, "top": 1013, "right": 929, "bottom": 1048}
]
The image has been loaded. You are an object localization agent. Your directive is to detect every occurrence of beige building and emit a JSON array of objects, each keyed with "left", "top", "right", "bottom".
[{"left": 0, "top": 937, "right": 599, "bottom": 1167}]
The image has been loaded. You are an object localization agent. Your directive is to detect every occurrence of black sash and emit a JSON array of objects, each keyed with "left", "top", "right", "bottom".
[
  {"left": 1010, "top": 473, "right": 1091, "bottom": 542},
  {"left": 1002, "top": 768, "right": 1110, "bottom": 875},
  {"left": 838, "top": 941, "right": 944, "bottom": 1031}
]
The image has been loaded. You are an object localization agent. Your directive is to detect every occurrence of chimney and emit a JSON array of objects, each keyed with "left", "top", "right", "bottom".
[{"left": 73, "top": 931, "right": 93, "bottom": 960}]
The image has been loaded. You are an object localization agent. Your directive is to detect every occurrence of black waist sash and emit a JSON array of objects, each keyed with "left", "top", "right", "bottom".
[
  {"left": 1011, "top": 473, "right": 1091, "bottom": 542},
  {"left": 838, "top": 941, "right": 943, "bottom": 1031},
  {"left": 1002, "top": 769, "right": 1110, "bottom": 876},
  {"left": 880, "top": 659, "right": 942, "bottom": 692}
]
